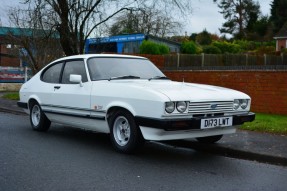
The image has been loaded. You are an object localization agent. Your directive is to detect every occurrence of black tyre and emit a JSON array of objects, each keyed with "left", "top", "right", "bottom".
[
  {"left": 196, "top": 135, "right": 223, "bottom": 144},
  {"left": 29, "top": 102, "right": 51, "bottom": 132},
  {"left": 109, "top": 110, "right": 144, "bottom": 154}
]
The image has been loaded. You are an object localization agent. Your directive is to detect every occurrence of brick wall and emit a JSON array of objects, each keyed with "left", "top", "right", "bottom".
[
  {"left": 0, "top": 56, "right": 20, "bottom": 67},
  {"left": 135, "top": 54, "right": 164, "bottom": 69},
  {"left": 277, "top": 39, "right": 287, "bottom": 51},
  {"left": 0, "top": 43, "right": 21, "bottom": 67},
  {"left": 164, "top": 71, "right": 287, "bottom": 115}
]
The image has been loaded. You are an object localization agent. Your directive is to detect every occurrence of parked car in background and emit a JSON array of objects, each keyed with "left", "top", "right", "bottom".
[{"left": 17, "top": 54, "right": 255, "bottom": 153}]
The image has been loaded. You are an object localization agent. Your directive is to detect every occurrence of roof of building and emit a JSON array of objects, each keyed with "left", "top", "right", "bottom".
[
  {"left": 146, "top": 35, "right": 181, "bottom": 46},
  {"left": 0, "top": 26, "right": 59, "bottom": 38},
  {"left": 87, "top": 33, "right": 181, "bottom": 46},
  {"left": 0, "top": 27, "right": 33, "bottom": 36},
  {"left": 274, "top": 22, "right": 287, "bottom": 39}
]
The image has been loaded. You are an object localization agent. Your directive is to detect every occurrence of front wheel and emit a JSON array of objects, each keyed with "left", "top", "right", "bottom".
[
  {"left": 29, "top": 102, "right": 51, "bottom": 132},
  {"left": 196, "top": 135, "right": 223, "bottom": 144},
  {"left": 109, "top": 110, "right": 144, "bottom": 154}
]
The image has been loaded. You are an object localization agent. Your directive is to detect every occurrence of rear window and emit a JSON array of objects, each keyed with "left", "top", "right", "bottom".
[{"left": 42, "top": 62, "right": 64, "bottom": 83}]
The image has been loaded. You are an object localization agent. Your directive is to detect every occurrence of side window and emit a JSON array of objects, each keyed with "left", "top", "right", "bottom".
[
  {"left": 42, "top": 62, "right": 63, "bottom": 83},
  {"left": 61, "top": 60, "right": 88, "bottom": 84}
]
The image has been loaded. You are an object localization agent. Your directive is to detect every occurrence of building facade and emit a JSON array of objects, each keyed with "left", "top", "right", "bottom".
[
  {"left": 0, "top": 27, "right": 22, "bottom": 67},
  {"left": 274, "top": 22, "right": 287, "bottom": 51},
  {"left": 85, "top": 33, "right": 181, "bottom": 54}
]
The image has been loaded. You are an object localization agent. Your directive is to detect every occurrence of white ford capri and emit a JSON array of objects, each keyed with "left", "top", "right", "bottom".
[{"left": 18, "top": 54, "right": 255, "bottom": 153}]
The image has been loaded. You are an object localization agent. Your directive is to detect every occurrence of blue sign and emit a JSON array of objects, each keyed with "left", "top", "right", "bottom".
[{"left": 88, "top": 34, "right": 145, "bottom": 44}]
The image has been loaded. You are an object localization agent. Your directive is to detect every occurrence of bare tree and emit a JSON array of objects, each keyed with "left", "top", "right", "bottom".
[
  {"left": 7, "top": 1, "right": 63, "bottom": 73},
  {"left": 109, "top": 8, "right": 182, "bottom": 38},
  {"left": 22, "top": 0, "right": 192, "bottom": 56}
]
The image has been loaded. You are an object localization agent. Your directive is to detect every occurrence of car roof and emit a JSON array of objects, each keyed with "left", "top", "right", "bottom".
[{"left": 54, "top": 54, "right": 147, "bottom": 62}]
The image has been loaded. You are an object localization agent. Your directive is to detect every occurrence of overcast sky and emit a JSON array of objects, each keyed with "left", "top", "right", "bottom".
[
  {"left": 186, "top": 0, "right": 272, "bottom": 36},
  {"left": 0, "top": 0, "right": 272, "bottom": 36}
]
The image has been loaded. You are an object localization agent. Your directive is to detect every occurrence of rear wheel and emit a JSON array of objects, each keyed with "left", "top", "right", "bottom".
[
  {"left": 109, "top": 110, "right": 144, "bottom": 153},
  {"left": 196, "top": 135, "right": 223, "bottom": 144},
  {"left": 29, "top": 102, "right": 51, "bottom": 132}
]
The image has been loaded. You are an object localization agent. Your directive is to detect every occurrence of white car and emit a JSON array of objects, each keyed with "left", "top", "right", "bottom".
[{"left": 18, "top": 54, "right": 255, "bottom": 153}]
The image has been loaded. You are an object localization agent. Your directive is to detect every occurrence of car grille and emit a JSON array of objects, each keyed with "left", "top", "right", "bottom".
[{"left": 188, "top": 101, "right": 234, "bottom": 115}]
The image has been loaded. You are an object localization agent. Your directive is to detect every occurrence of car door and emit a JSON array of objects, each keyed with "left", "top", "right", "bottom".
[
  {"left": 39, "top": 61, "right": 64, "bottom": 108},
  {"left": 50, "top": 59, "right": 92, "bottom": 126}
]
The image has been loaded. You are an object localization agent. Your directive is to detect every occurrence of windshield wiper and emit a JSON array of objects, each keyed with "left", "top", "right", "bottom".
[
  {"left": 148, "top": 76, "right": 169, "bottom": 81},
  {"left": 109, "top": 75, "right": 141, "bottom": 81}
]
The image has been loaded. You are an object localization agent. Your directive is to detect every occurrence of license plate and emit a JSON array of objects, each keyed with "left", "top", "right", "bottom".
[{"left": 200, "top": 117, "right": 233, "bottom": 129}]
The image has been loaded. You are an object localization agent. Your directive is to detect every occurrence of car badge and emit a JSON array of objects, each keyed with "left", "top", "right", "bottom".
[{"left": 210, "top": 104, "right": 218, "bottom": 109}]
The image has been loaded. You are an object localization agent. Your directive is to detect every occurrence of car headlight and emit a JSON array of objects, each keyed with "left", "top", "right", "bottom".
[
  {"left": 176, "top": 101, "right": 187, "bottom": 113},
  {"left": 233, "top": 99, "right": 240, "bottom": 110},
  {"left": 165, "top": 102, "right": 175, "bottom": 113},
  {"left": 240, "top": 99, "right": 248, "bottom": 109},
  {"left": 234, "top": 99, "right": 249, "bottom": 110}
]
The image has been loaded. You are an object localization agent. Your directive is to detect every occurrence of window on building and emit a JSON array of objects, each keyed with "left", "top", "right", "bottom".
[{"left": 123, "top": 41, "right": 141, "bottom": 53}]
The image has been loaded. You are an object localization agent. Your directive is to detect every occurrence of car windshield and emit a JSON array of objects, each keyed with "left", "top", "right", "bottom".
[{"left": 87, "top": 57, "right": 166, "bottom": 81}]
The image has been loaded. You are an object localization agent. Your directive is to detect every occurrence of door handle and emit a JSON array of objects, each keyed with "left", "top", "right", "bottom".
[{"left": 54, "top": 86, "right": 61, "bottom": 90}]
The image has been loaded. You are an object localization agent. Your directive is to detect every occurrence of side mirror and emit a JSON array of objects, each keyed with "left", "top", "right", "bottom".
[{"left": 70, "top": 74, "right": 83, "bottom": 87}]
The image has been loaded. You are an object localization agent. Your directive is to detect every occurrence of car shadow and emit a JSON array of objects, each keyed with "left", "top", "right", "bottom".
[
  {"left": 30, "top": 124, "right": 227, "bottom": 164},
  {"left": 23, "top": 124, "right": 244, "bottom": 177}
]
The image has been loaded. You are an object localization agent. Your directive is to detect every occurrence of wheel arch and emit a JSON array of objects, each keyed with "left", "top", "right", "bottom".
[
  {"left": 28, "top": 96, "right": 41, "bottom": 111},
  {"left": 107, "top": 105, "right": 145, "bottom": 153},
  {"left": 106, "top": 105, "right": 135, "bottom": 124}
]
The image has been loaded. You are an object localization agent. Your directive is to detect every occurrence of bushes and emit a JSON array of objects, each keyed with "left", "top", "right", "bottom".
[
  {"left": 140, "top": 41, "right": 160, "bottom": 54},
  {"left": 212, "top": 41, "right": 242, "bottom": 53},
  {"left": 255, "top": 46, "right": 276, "bottom": 54},
  {"left": 233, "top": 40, "right": 276, "bottom": 52},
  {"left": 139, "top": 40, "right": 170, "bottom": 55},
  {"left": 233, "top": 40, "right": 257, "bottom": 51},
  {"left": 180, "top": 41, "right": 198, "bottom": 54},
  {"left": 281, "top": 48, "right": 287, "bottom": 54},
  {"left": 202, "top": 45, "right": 222, "bottom": 54},
  {"left": 139, "top": 38, "right": 276, "bottom": 56},
  {"left": 158, "top": 44, "right": 170, "bottom": 54}
]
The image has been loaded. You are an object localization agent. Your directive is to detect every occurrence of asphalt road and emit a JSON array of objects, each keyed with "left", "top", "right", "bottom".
[{"left": 1, "top": 112, "right": 286, "bottom": 191}]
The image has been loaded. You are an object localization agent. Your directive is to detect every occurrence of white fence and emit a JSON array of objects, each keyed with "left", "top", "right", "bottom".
[
  {"left": 0, "top": 67, "right": 31, "bottom": 83},
  {"left": 164, "top": 53, "right": 287, "bottom": 70}
]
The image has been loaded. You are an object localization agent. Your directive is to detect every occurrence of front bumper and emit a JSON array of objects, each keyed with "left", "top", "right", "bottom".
[
  {"left": 135, "top": 112, "right": 255, "bottom": 131},
  {"left": 17, "top": 101, "right": 28, "bottom": 109}
]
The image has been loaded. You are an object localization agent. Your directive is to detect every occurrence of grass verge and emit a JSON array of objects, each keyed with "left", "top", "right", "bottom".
[
  {"left": 240, "top": 113, "right": 287, "bottom": 135},
  {"left": 2, "top": 92, "right": 20, "bottom": 100}
]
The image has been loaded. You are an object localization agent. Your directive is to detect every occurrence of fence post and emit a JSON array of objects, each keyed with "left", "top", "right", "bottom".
[
  {"left": 177, "top": 53, "right": 180, "bottom": 69},
  {"left": 202, "top": 53, "right": 204, "bottom": 67},
  {"left": 246, "top": 54, "right": 248, "bottom": 66},
  {"left": 24, "top": 67, "right": 28, "bottom": 82},
  {"left": 264, "top": 54, "right": 267, "bottom": 65}
]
